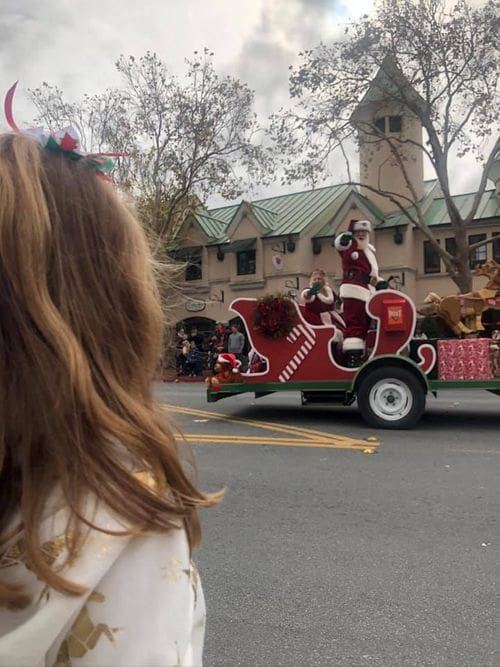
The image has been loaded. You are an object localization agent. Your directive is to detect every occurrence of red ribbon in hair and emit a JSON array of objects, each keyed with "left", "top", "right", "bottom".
[
  {"left": 3, "top": 82, "right": 127, "bottom": 172},
  {"left": 4, "top": 81, "right": 21, "bottom": 132}
]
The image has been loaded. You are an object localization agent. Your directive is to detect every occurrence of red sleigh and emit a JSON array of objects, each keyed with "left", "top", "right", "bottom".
[
  {"left": 206, "top": 290, "right": 499, "bottom": 429},
  {"left": 230, "top": 290, "right": 435, "bottom": 383}
]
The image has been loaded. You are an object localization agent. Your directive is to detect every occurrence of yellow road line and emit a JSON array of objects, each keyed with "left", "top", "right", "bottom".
[
  {"left": 186, "top": 434, "right": 335, "bottom": 444},
  {"left": 164, "top": 403, "right": 369, "bottom": 444},
  {"left": 184, "top": 435, "right": 369, "bottom": 450},
  {"left": 163, "top": 403, "right": 377, "bottom": 451}
]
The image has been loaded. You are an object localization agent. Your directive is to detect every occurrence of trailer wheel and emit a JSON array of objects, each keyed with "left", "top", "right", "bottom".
[{"left": 357, "top": 366, "right": 425, "bottom": 429}]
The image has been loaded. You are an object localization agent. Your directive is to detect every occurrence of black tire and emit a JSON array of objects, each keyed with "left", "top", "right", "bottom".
[{"left": 357, "top": 365, "right": 425, "bottom": 429}]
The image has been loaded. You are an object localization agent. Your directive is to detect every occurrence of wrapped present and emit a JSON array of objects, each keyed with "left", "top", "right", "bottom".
[{"left": 438, "top": 338, "right": 492, "bottom": 380}]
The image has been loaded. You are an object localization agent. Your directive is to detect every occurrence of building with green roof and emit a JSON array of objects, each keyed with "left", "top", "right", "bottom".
[{"left": 170, "top": 62, "right": 499, "bottom": 333}]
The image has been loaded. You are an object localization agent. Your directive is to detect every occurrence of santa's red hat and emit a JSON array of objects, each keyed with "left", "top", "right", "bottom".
[
  {"left": 348, "top": 219, "right": 371, "bottom": 233},
  {"left": 217, "top": 353, "right": 241, "bottom": 372}
]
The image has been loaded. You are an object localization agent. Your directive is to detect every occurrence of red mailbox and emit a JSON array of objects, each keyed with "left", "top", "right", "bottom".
[{"left": 383, "top": 298, "right": 406, "bottom": 332}]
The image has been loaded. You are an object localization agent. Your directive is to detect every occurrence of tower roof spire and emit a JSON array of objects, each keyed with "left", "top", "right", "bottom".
[{"left": 352, "top": 55, "right": 427, "bottom": 119}]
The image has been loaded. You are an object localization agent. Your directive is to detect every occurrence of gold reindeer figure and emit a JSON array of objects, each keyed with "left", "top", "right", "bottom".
[
  {"left": 55, "top": 591, "right": 121, "bottom": 664},
  {"left": 420, "top": 260, "right": 500, "bottom": 335},
  {"left": 421, "top": 292, "right": 474, "bottom": 335},
  {"left": 475, "top": 259, "right": 500, "bottom": 293},
  {"left": 0, "top": 535, "right": 71, "bottom": 607}
]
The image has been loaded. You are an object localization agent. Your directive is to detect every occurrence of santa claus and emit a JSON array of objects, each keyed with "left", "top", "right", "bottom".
[{"left": 334, "top": 219, "right": 387, "bottom": 367}]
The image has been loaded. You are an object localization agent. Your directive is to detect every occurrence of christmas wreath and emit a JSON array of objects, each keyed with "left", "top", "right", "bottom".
[{"left": 252, "top": 293, "right": 296, "bottom": 339}]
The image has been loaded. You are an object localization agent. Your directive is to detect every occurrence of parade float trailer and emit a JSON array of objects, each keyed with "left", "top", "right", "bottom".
[{"left": 206, "top": 290, "right": 500, "bottom": 429}]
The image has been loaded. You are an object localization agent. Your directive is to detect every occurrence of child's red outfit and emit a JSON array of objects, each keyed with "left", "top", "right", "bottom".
[
  {"left": 335, "top": 220, "right": 381, "bottom": 366},
  {"left": 301, "top": 285, "right": 345, "bottom": 334},
  {"left": 214, "top": 325, "right": 227, "bottom": 352}
]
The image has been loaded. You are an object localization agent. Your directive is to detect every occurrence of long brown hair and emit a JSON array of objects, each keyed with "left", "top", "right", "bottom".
[{"left": 0, "top": 133, "right": 218, "bottom": 608}]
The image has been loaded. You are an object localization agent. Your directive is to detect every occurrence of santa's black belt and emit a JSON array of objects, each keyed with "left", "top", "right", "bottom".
[{"left": 344, "top": 271, "right": 370, "bottom": 283}]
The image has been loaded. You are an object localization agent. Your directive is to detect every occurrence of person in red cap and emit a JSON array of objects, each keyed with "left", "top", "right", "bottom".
[{"left": 334, "top": 219, "right": 387, "bottom": 367}]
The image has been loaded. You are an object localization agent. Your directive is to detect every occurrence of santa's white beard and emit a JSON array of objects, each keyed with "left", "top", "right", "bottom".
[{"left": 356, "top": 235, "right": 370, "bottom": 251}]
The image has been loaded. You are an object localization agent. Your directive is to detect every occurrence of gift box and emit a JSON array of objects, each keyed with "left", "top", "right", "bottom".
[{"left": 437, "top": 339, "right": 492, "bottom": 380}]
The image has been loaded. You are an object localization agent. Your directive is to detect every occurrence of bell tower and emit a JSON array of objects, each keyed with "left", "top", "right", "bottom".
[{"left": 351, "top": 56, "right": 424, "bottom": 214}]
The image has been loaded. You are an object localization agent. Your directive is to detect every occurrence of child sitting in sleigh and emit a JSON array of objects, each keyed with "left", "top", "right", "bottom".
[{"left": 300, "top": 268, "right": 345, "bottom": 333}]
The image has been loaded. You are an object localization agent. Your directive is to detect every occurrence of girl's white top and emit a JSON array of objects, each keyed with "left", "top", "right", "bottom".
[{"left": 0, "top": 480, "right": 205, "bottom": 667}]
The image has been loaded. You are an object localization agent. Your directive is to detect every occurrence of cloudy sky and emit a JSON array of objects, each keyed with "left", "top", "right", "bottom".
[
  {"left": 0, "top": 0, "right": 490, "bottom": 203},
  {"left": 1, "top": 0, "right": 370, "bottom": 104}
]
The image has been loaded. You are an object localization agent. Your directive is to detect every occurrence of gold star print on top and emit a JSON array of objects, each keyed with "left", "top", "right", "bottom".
[
  {"left": 0, "top": 490, "right": 206, "bottom": 666},
  {"left": 0, "top": 534, "right": 71, "bottom": 607}
]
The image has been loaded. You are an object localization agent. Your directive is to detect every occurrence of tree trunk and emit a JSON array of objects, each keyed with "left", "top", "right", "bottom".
[
  {"left": 449, "top": 219, "right": 473, "bottom": 294},
  {"left": 453, "top": 256, "right": 473, "bottom": 293}
]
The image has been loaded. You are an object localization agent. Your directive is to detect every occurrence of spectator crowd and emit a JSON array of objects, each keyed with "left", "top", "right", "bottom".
[{"left": 175, "top": 322, "right": 249, "bottom": 378}]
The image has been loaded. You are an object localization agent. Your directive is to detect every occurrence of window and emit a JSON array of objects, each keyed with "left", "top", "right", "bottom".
[
  {"left": 185, "top": 253, "right": 202, "bottom": 281},
  {"left": 373, "top": 116, "right": 402, "bottom": 134},
  {"left": 445, "top": 237, "right": 457, "bottom": 259},
  {"left": 237, "top": 249, "right": 256, "bottom": 276},
  {"left": 423, "top": 240, "right": 441, "bottom": 274},
  {"left": 388, "top": 115, "right": 402, "bottom": 132},
  {"left": 469, "top": 233, "right": 487, "bottom": 269},
  {"left": 493, "top": 232, "right": 500, "bottom": 263},
  {"left": 169, "top": 247, "right": 203, "bottom": 281}
]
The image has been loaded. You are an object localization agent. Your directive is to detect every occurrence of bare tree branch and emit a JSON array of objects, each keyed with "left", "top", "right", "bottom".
[{"left": 30, "top": 51, "right": 273, "bottom": 259}]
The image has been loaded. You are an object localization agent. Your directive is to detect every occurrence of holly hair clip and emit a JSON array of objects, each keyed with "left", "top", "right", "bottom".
[{"left": 4, "top": 82, "right": 126, "bottom": 181}]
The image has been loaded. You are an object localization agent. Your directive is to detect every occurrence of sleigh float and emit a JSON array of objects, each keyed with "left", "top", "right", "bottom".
[{"left": 207, "top": 290, "right": 500, "bottom": 429}]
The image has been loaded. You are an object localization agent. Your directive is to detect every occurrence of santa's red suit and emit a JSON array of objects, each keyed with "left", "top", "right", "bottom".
[
  {"left": 334, "top": 220, "right": 381, "bottom": 355},
  {"left": 300, "top": 285, "right": 345, "bottom": 341}
]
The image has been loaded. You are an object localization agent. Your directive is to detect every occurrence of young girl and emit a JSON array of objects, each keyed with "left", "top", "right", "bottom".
[
  {"left": 0, "top": 126, "right": 219, "bottom": 664},
  {"left": 301, "top": 268, "right": 345, "bottom": 332}
]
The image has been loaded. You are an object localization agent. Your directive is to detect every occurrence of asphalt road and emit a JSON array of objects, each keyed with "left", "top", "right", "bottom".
[{"left": 154, "top": 382, "right": 499, "bottom": 667}]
